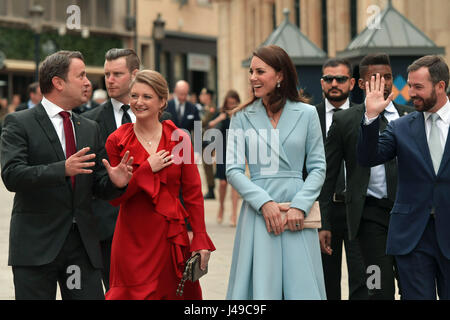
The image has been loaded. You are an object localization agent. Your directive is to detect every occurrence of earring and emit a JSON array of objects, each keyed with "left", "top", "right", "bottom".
[{"left": 277, "top": 81, "right": 281, "bottom": 88}]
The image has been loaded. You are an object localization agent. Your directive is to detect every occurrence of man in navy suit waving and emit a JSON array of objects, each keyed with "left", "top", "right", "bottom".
[{"left": 357, "top": 55, "right": 450, "bottom": 299}]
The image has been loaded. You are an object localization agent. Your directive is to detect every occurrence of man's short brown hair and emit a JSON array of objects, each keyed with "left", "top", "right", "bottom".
[
  {"left": 407, "top": 55, "right": 449, "bottom": 90},
  {"left": 39, "top": 51, "right": 84, "bottom": 94},
  {"left": 105, "top": 48, "right": 140, "bottom": 73}
]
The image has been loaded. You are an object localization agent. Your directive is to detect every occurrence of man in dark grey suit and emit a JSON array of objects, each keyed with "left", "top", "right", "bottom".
[
  {"left": 319, "top": 53, "right": 414, "bottom": 299},
  {"left": 316, "top": 58, "right": 367, "bottom": 300},
  {"left": 15, "top": 82, "right": 42, "bottom": 112},
  {"left": 84, "top": 48, "right": 136, "bottom": 291},
  {"left": 167, "top": 80, "right": 200, "bottom": 134},
  {"left": 0, "top": 51, "right": 133, "bottom": 300}
]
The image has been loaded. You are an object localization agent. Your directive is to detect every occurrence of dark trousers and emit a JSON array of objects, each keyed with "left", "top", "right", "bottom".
[
  {"left": 100, "top": 237, "right": 112, "bottom": 292},
  {"left": 322, "top": 203, "right": 367, "bottom": 300},
  {"left": 357, "top": 201, "right": 398, "bottom": 300},
  {"left": 12, "top": 224, "right": 104, "bottom": 300},
  {"left": 395, "top": 216, "right": 450, "bottom": 300},
  {"left": 203, "top": 162, "right": 215, "bottom": 189}
]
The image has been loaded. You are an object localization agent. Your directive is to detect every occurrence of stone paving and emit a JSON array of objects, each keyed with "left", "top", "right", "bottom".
[{"left": 0, "top": 166, "right": 353, "bottom": 300}]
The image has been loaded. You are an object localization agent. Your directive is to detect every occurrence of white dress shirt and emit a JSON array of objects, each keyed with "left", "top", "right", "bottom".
[
  {"left": 423, "top": 99, "right": 450, "bottom": 150},
  {"left": 364, "top": 101, "right": 400, "bottom": 199},
  {"left": 41, "top": 96, "right": 76, "bottom": 156},
  {"left": 325, "top": 98, "right": 350, "bottom": 136},
  {"left": 111, "top": 98, "right": 136, "bottom": 128}
]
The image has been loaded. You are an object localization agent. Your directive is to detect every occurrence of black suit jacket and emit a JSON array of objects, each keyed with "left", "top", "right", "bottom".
[
  {"left": 318, "top": 102, "right": 414, "bottom": 239},
  {"left": 15, "top": 103, "right": 29, "bottom": 112},
  {"left": 83, "top": 100, "right": 120, "bottom": 241},
  {"left": 73, "top": 100, "right": 100, "bottom": 114},
  {"left": 0, "top": 104, "right": 124, "bottom": 268},
  {"left": 315, "top": 100, "right": 358, "bottom": 192},
  {"left": 167, "top": 99, "right": 200, "bottom": 133},
  {"left": 82, "top": 99, "right": 172, "bottom": 240}
]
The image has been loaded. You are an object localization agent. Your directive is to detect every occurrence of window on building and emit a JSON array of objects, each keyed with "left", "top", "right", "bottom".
[
  {"left": 350, "top": 0, "right": 357, "bottom": 39},
  {"left": 96, "top": 0, "right": 111, "bottom": 28},
  {"left": 160, "top": 52, "right": 168, "bottom": 80},
  {"left": 40, "top": 0, "right": 52, "bottom": 22},
  {"left": 174, "top": 53, "right": 186, "bottom": 82},
  {"left": 141, "top": 44, "right": 150, "bottom": 69},
  {"left": 0, "top": 1, "right": 7, "bottom": 16},
  {"left": 295, "top": 0, "right": 301, "bottom": 28},
  {"left": 197, "top": 0, "right": 212, "bottom": 6},
  {"left": 77, "top": 0, "right": 91, "bottom": 26},
  {"left": 272, "top": 3, "right": 277, "bottom": 30},
  {"left": 12, "top": 0, "right": 28, "bottom": 18},
  {"left": 56, "top": 0, "right": 73, "bottom": 23},
  {"left": 321, "top": 0, "right": 328, "bottom": 53}
]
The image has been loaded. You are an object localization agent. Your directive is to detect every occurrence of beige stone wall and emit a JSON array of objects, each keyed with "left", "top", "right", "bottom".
[
  {"left": 394, "top": 0, "right": 450, "bottom": 64},
  {"left": 137, "top": 0, "right": 218, "bottom": 38},
  {"left": 326, "top": 0, "right": 351, "bottom": 57},
  {"left": 214, "top": 0, "right": 449, "bottom": 106},
  {"left": 300, "top": 0, "right": 323, "bottom": 50},
  {"left": 136, "top": 0, "right": 218, "bottom": 69},
  {"left": 356, "top": 0, "right": 449, "bottom": 63}
]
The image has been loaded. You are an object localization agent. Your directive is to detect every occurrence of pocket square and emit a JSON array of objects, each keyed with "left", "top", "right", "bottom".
[{"left": 187, "top": 114, "right": 194, "bottom": 120}]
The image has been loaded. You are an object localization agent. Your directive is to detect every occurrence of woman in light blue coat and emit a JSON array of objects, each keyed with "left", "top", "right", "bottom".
[{"left": 226, "top": 45, "right": 326, "bottom": 300}]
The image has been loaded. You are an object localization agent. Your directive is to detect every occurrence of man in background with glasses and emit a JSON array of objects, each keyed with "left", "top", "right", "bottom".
[
  {"left": 319, "top": 54, "right": 413, "bottom": 299},
  {"left": 315, "top": 58, "right": 367, "bottom": 300}
]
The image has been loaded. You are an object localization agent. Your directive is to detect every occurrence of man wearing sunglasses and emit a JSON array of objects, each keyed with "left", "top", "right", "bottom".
[
  {"left": 315, "top": 58, "right": 367, "bottom": 300},
  {"left": 319, "top": 53, "right": 413, "bottom": 300}
]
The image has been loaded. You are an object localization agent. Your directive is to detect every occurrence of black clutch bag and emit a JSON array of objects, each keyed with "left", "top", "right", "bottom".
[{"left": 176, "top": 253, "right": 208, "bottom": 296}]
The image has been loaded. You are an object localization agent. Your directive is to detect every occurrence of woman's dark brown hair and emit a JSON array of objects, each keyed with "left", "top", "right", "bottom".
[
  {"left": 221, "top": 89, "right": 241, "bottom": 115},
  {"left": 233, "top": 45, "right": 307, "bottom": 114}
]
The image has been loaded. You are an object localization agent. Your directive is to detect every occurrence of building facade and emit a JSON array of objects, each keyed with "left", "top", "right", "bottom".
[
  {"left": 214, "top": 0, "right": 450, "bottom": 106},
  {"left": 0, "top": 0, "right": 137, "bottom": 102},
  {"left": 135, "top": 0, "right": 218, "bottom": 97},
  {"left": 0, "top": 0, "right": 220, "bottom": 104}
]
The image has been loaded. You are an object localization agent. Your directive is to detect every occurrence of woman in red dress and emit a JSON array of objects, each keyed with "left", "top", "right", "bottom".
[{"left": 105, "top": 70, "right": 215, "bottom": 300}]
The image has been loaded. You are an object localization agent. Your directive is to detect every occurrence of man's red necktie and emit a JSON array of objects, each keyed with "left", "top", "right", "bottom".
[{"left": 59, "top": 111, "right": 76, "bottom": 188}]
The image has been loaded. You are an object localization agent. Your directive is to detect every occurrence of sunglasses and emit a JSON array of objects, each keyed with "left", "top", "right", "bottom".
[{"left": 322, "top": 75, "right": 350, "bottom": 84}]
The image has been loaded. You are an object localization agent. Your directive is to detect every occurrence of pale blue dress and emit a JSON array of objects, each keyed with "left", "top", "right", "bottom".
[{"left": 225, "top": 99, "right": 326, "bottom": 300}]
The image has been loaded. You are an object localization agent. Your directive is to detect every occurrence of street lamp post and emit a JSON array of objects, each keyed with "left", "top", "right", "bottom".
[
  {"left": 152, "top": 13, "right": 166, "bottom": 72},
  {"left": 29, "top": 3, "right": 44, "bottom": 82}
]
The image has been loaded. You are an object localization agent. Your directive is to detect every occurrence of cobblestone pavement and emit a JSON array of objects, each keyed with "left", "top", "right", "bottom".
[{"left": 0, "top": 166, "right": 354, "bottom": 300}]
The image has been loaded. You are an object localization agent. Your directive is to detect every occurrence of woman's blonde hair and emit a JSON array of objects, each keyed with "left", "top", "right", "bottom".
[{"left": 129, "top": 70, "right": 169, "bottom": 119}]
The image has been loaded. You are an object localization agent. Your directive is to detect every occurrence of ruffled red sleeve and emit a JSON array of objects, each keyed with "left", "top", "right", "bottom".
[{"left": 169, "top": 123, "right": 215, "bottom": 252}]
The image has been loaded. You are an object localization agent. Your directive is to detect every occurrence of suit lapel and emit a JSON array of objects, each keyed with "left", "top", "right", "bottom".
[
  {"left": 34, "top": 104, "right": 66, "bottom": 161},
  {"left": 278, "top": 101, "right": 304, "bottom": 146},
  {"left": 72, "top": 113, "right": 85, "bottom": 151},
  {"left": 437, "top": 126, "right": 450, "bottom": 175},
  {"left": 103, "top": 101, "right": 118, "bottom": 136},
  {"left": 167, "top": 100, "right": 179, "bottom": 127},
  {"left": 410, "top": 112, "right": 435, "bottom": 177},
  {"left": 243, "top": 100, "right": 291, "bottom": 166},
  {"left": 316, "top": 101, "right": 326, "bottom": 143},
  {"left": 393, "top": 102, "right": 411, "bottom": 117}
]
